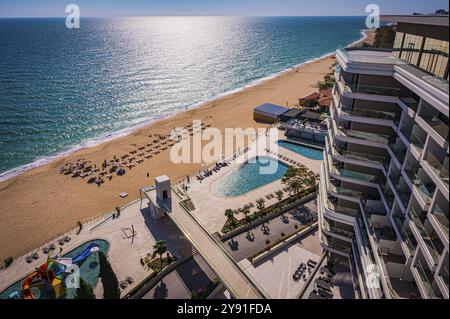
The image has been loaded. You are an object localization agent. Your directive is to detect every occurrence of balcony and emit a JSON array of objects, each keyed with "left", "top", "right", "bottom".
[
  {"left": 414, "top": 258, "right": 440, "bottom": 299},
  {"left": 389, "top": 173, "right": 411, "bottom": 209},
  {"left": 404, "top": 167, "right": 436, "bottom": 205},
  {"left": 430, "top": 203, "right": 449, "bottom": 240},
  {"left": 327, "top": 198, "right": 360, "bottom": 218},
  {"left": 409, "top": 208, "right": 442, "bottom": 266},
  {"left": 338, "top": 126, "right": 391, "bottom": 145},
  {"left": 334, "top": 146, "right": 389, "bottom": 168},
  {"left": 393, "top": 215, "right": 417, "bottom": 256},
  {"left": 400, "top": 125, "right": 426, "bottom": 155},
  {"left": 423, "top": 151, "right": 449, "bottom": 189},
  {"left": 397, "top": 63, "right": 449, "bottom": 95},
  {"left": 418, "top": 104, "right": 449, "bottom": 142},
  {"left": 336, "top": 167, "right": 382, "bottom": 184},
  {"left": 337, "top": 48, "right": 398, "bottom": 65},
  {"left": 339, "top": 77, "right": 402, "bottom": 97},
  {"left": 322, "top": 217, "right": 355, "bottom": 240},
  {"left": 388, "top": 138, "right": 407, "bottom": 164},
  {"left": 339, "top": 104, "right": 398, "bottom": 122}
]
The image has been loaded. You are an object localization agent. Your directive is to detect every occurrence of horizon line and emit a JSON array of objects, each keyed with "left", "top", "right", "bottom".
[{"left": 0, "top": 14, "right": 369, "bottom": 19}]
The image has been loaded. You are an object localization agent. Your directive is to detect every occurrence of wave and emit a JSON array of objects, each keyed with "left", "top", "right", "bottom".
[{"left": 0, "top": 29, "right": 369, "bottom": 182}]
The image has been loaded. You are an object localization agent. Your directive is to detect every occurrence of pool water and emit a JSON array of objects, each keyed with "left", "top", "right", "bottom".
[
  {"left": 0, "top": 239, "right": 109, "bottom": 299},
  {"left": 212, "top": 156, "right": 288, "bottom": 197},
  {"left": 277, "top": 141, "right": 324, "bottom": 160}
]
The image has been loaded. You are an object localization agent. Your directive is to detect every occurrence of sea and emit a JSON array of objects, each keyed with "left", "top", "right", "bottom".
[{"left": 0, "top": 16, "right": 367, "bottom": 180}]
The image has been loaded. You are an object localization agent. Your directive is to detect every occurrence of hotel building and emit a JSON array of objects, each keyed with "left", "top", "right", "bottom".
[{"left": 318, "top": 15, "right": 449, "bottom": 299}]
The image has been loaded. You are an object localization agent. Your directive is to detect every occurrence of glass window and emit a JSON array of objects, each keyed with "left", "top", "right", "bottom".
[
  {"left": 392, "top": 32, "right": 404, "bottom": 58},
  {"left": 419, "top": 37, "right": 449, "bottom": 79},
  {"left": 402, "top": 33, "right": 423, "bottom": 65}
]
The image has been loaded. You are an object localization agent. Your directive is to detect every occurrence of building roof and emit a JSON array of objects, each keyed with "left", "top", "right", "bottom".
[
  {"left": 299, "top": 110, "right": 323, "bottom": 121},
  {"left": 280, "top": 108, "right": 302, "bottom": 119},
  {"left": 155, "top": 175, "right": 170, "bottom": 184},
  {"left": 254, "top": 103, "right": 290, "bottom": 117},
  {"left": 299, "top": 92, "right": 320, "bottom": 102},
  {"left": 381, "top": 15, "right": 449, "bottom": 27}
]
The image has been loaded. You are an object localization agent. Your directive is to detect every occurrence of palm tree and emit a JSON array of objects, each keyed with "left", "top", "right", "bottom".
[
  {"left": 275, "top": 190, "right": 284, "bottom": 203},
  {"left": 256, "top": 198, "right": 266, "bottom": 216},
  {"left": 224, "top": 209, "right": 236, "bottom": 227},
  {"left": 153, "top": 240, "right": 167, "bottom": 271},
  {"left": 242, "top": 207, "right": 251, "bottom": 225}
]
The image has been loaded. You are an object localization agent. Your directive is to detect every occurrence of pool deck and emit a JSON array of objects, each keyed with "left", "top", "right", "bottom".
[
  {"left": 0, "top": 199, "right": 193, "bottom": 298},
  {"left": 186, "top": 131, "right": 322, "bottom": 234}
]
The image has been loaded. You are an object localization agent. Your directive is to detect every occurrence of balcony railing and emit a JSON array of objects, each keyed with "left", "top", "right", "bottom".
[
  {"left": 335, "top": 167, "right": 382, "bottom": 183},
  {"left": 414, "top": 259, "right": 438, "bottom": 298},
  {"left": 393, "top": 216, "right": 416, "bottom": 255},
  {"left": 431, "top": 203, "right": 449, "bottom": 238},
  {"left": 397, "top": 63, "right": 449, "bottom": 95},
  {"left": 389, "top": 140, "right": 406, "bottom": 163},
  {"left": 389, "top": 175, "right": 411, "bottom": 207},
  {"left": 327, "top": 199, "right": 359, "bottom": 217},
  {"left": 321, "top": 234, "right": 352, "bottom": 254},
  {"left": 424, "top": 151, "right": 449, "bottom": 187},
  {"left": 322, "top": 218, "right": 355, "bottom": 239},
  {"left": 409, "top": 208, "right": 441, "bottom": 265},
  {"left": 335, "top": 147, "right": 388, "bottom": 167},
  {"left": 441, "top": 265, "right": 449, "bottom": 287},
  {"left": 401, "top": 127, "right": 426, "bottom": 153},
  {"left": 338, "top": 126, "right": 391, "bottom": 144},
  {"left": 340, "top": 105, "right": 397, "bottom": 122},
  {"left": 339, "top": 78, "right": 402, "bottom": 97},
  {"left": 419, "top": 112, "right": 450, "bottom": 141},
  {"left": 404, "top": 169, "right": 435, "bottom": 205}
]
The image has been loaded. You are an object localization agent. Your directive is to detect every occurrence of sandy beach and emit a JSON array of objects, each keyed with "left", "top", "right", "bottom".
[{"left": 0, "top": 30, "right": 375, "bottom": 261}]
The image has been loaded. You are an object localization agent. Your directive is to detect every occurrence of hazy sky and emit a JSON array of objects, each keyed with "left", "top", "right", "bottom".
[{"left": 0, "top": 0, "right": 448, "bottom": 17}]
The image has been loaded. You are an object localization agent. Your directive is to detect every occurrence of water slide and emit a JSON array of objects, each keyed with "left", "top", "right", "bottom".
[
  {"left": 71, "top": 243, "right": 99, "bottom": 265},
  {"left": 22, "top": 272, "right": 39, "bottom": 299}
]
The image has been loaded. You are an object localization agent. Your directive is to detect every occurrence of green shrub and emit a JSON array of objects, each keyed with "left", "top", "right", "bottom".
[
  {"left": 98, "top": 251, "right": 120, "bottom": 299},
  {"left": 75, "top": 278, "right": 95, "bottom": 299}
]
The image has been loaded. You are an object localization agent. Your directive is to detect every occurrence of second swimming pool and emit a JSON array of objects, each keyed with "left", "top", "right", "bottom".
[
  {"left": 277, "top": 140, "right": 324, "bottom": 160},
  {"left": 212, "top": 156, "right": 288, "bottom": 197}
]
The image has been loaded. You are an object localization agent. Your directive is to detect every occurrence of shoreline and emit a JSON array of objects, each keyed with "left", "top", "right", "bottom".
[
  {"left": 0, "top": 29, "right": 375, "bottom": 261},
  {"left": 0, "top": 29, "right": 371, "bottom": 183}
]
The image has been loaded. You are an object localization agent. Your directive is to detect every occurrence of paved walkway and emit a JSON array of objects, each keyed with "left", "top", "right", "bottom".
[{"left": 168, "top": 190, "right": 266, "bottom": 299}]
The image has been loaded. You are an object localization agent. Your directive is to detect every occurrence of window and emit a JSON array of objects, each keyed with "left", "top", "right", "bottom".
[
  {"left": 402, "top": 33, "right": 423, "bottom": 65},
  {"left": 392, "top": 32, "right": 404, "bottom": 58},
  {"left": 419, "top": 37, "right": 449, "bottom": 79}
]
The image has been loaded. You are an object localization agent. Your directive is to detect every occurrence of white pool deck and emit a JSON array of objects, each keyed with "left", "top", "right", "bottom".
[
  {"left": 0, "top": 199, "right": 193, "bottom": 298},
  {"left": 186, "top": 132, "right": 322, "bottom": 234}
]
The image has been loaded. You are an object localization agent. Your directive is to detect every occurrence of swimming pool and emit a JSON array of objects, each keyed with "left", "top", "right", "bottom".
[
  {"left": 0, "top": 239, "right": 109, "bottom": 299},
  {"left": 277, "top": 140, "right": 324, "bottom": 160},
  {"left": 212, "top": 156, "right": 288, "bottom": 197}
]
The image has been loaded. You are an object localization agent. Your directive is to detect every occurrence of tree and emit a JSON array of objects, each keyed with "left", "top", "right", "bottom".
[
  {"left": 282, "top": 165, "right": 316, "bottom": 196},
  {"left": 153, "top": 240, "right": 168, "bottom": 272},
  {"left": 98, "top": 251, "right": 120, "bottom": 299},
  {"left": 224, "top": 209, "right": 236, "bottom": 227},
  {"left": 256, "top": 199, "right": 266, "bottom": 215},
  {"left": 242, "top": 207, "right": 251, "bottom": 225},
  {"left": 275, "top": 190, "right": 284, "bottom": 203},
  {"left": 373, "top": 26, "right": 396, "bottom": 49},
  {"left": 75, "top": 278, "right": 95, "bottom": 299}
]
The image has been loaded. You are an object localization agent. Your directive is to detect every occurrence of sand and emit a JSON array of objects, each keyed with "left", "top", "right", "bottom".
[{"left": 0, "top": 30, "right": 375, "bottom": 261}]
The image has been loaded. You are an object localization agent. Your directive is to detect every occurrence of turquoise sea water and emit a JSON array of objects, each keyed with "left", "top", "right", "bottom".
[
  {"left": 0, "top": 17, "right": 366, "bottom": 179},
  {"left": 277, "top": 141, "right": 324, "bottom": 160},
  {"left": 212, "top": 156, "right": 289, "bottom": 197}
]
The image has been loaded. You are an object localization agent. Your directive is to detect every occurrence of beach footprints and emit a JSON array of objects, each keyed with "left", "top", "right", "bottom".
[{"left": 58, "top": 122, "right": 212, "bottom": 186}]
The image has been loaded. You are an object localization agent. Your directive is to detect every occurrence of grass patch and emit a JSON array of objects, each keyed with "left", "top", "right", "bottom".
[
  {"left": 191, "top": 278, "right": 221, "bottom": 299},
  {"left": 148, "top": 256, "right": 177, "bottom": 273}
]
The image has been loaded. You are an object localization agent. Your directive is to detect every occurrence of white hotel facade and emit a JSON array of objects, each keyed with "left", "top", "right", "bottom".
[{"left": 318, "top": 15, "right": 449, "bottom": 299}]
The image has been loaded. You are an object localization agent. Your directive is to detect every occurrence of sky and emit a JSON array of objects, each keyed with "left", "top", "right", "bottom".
[{"left": 0, "top": 0, "right": 448, "bottom": 17}]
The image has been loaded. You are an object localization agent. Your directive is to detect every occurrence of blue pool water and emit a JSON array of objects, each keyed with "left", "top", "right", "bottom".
[
  {"left": 0, "top": 16, "right": 366, "bottom": 179},
  {"left": 0, "top": 239, "right": 109, "bottom": 299},
  {"left": 212, "top": 156, "right": 288, "bottom": 197},
  {"left": 277, "top": 141, "right": 324, "bottom": 160}
]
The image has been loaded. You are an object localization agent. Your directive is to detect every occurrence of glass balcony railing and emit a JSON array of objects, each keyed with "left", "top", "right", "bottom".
[
  {"left": 424, "top": 152, "right": 449, "bottom": 187},
  {"left": 327, "top": 199, "right": 359, "bottom": 217},
  {"left": 338, "top": 127, "right": 391, "bottom": 144},
  {"left": 409, "top": 208, "right": 441, "bottom": 265},
  {"left": 404, "top": 169, "right": 435, "bottom": 205},
  {"left": 431, "top": 204, "right": 449, "bottom": 238},
  {"left": 321, "top": 235, "right": 352, "bottom": 254},
  {"left": 322, "top": 218, "right": 355, "bottom": 239},
  {"left": 381, "top": 186, "right": 395, "bottom": 210},
  {"left": 400, "top": 127, "right": 426, "bottom": 153},
  {"left": 335, "top": 147, "right": 388, "bottom": 167},
  {"left": 389, "top": 175, "right": 411, "bottom": 207},
  {"left": 389, "top": 141, "right": 406, "bottom": 163},
  {"left": 328, "top": 183, "right": 364, "bottom": 198},
  {"left": 414, "top": 259, "right": 438, "bottom": 298},
  {"left": 337, "top": 168, "right": 382, "bottom": 183},
  {"left": 441, "top": 265, "right": 449, "bottom": 287},
  {"left": 338, "top": 48, "right": 399, "bottom": 65},
  {"left": 339, "top": 78, "right": 402, "bottom": 97},
  {"left": 419, "top": 113, "right": 450, "bottom": 141},
  {"left": 340, "top": 105, "right": 397, "bottom": 121},
  {"left": 399, "top": 95, "right": 420, "bottom": 113},
  {"left": 397, "top": 63, "right": 449, "bottom": 95}
]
